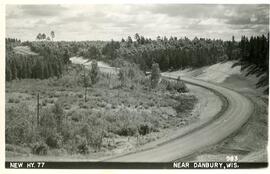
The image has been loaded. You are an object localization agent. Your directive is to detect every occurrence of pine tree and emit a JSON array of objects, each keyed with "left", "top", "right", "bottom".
[
  {"left": 151, "top": 63, "right": 161, "bottom": 88},
  {"left": 90, "top": 60, "right": 99, "bottom": 84}
]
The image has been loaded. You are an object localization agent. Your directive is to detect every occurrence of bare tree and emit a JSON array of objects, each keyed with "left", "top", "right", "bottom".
[{"left": 50, "top": 31, "right": 55, "bottom": 41}]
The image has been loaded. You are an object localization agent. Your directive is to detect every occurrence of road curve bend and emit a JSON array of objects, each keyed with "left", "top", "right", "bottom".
[{"left": 105, "top": 75, "right": 254, "bottom": 162}]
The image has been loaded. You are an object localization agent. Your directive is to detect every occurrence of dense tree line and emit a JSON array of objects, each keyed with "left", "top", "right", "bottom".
[
  {"left": 5, "top": 39, "right": 107, "bottom": 81},
  {"left": 6, "top": 51, "right": 64, "bottom": 81},
  {"left": 6, "top": 40, "right": 67, "bottom": 81},
  {"left": 6, "top": 33, "right": 269, "bottom": 91},
  {"left": 25, "top": 40, "right": 106, "bottom": 60},
  {"left": 102, "top": 33, "right": 269, "bottom": 91},
  {"left": 104, "top": 34, "right": 229, "bottom": 72}
]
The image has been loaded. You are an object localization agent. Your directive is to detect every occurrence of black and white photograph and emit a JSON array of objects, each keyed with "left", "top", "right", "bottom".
[{"left": 2, "top": 0, "right": 270, "bottom": 170}]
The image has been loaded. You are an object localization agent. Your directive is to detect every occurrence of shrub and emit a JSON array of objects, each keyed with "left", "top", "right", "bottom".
[
  {"left": 77, "top": 93, "right": 83, "bottom": 98},
  {"left": 163, "top": 77, "right": 189, "bottom": 93},
  {"left": 8, "top": 98, "right": 20, "bottom": 103},
  {"left": 174, "top": 76, "right": 189, "bottom": 93},
  {"left": 88, "top": 130, "right": 103, "bottom": 151},
  {"left": 117, "top": 125, "right": 138, "bottom": 136},
  {"left": 138, "top": 123, "right": 153, "bottom": 135},
  {"left": 60, "top": 121, "right": 74, "bottom": 143},
  {"left": 41, "top": 100, "right": 47, "bottom": 106},
  {"left": 77, "top": 67, "right": 92, "bottom": 88},
  {"left": 173, "top": 95, "right": 197, "bottom": 114},
  {"left": 5, "top": 104, "right": 35, "bottom": 145},
  {"left": 165, "top": 81, "right": 174, "bottom": 91},
  {"left": 39, "top": 109, "right": 57, "bottom": 138},
  {"left": 32, "top": 142, "right": 48, "bottom": 155},
  {"left": 52, "top": 102, "right": 64, "bottom": 131},
  {"left": 45, "top": 133, "right": 63, "bottom": 148},
  {"left": 76, "top": 136, "right": 89, "bottom": 154},
  {"left": 64, "top": 103, "right": 71, "bottom": 110},
  {"left": 79, "top": 102, "right": 88, "bottom": 109},
  {"left": 118, "top": 68, "right": 127, "bottom": 88},
  {"left": 85, "top": 118, "right": 105, "bottom": 151},
  {"left": 69, "top": 110, "right": 89, "bottom": 122},
  {"left": 65, "top": 111, "right": 105, "bottom": 152},
  {"left": 77, "top": 142, "right": 89, "bottom": 154},
  {"left": 8, "top": 98, "right": 14, "bottom": 103}
]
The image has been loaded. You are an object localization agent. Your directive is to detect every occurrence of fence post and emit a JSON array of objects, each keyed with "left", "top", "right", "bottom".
[
  {"left": 37, "top": 93, "right": 40, "bottom": 126},
  {"left": 85, "top": 86, "right": 87, "bottom": 102}
]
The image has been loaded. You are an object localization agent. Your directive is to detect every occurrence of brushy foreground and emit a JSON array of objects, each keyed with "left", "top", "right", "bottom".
[{"left": 6, "top": 63, "right": 197, "bottom": 159}]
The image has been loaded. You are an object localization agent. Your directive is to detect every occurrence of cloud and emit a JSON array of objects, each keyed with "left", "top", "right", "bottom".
[
  {"left": 5, "top": 4, "right": 270, "bottom": 41},
  {"left": 19, "top": 5, "right": 67, "bottom": 17},
  {"left": 148, "top": 4, "right": 224, "bottom": 18},
  {"left": 224, "top": 4, "right": 269, "bottom": 25},
  {"left": 148, "top": 4, "right": 269, "bottom": 26}
]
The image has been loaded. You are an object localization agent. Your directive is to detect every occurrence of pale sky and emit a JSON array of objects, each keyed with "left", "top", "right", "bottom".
[{"left": 6, "top": 4, "right": 269, "bottom": 41}]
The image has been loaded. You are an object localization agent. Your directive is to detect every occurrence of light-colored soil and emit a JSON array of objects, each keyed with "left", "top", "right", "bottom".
[
  {"left": 70, "top": 56, "right": 119, "bottom": 74},
  {"left": 164, "top": 61, "right": 241, "bottom": 84},
  {"left": 70, "top": 56, "right": 112, "bottom": 68},
  {"left": 165, "top": 61, "right": 268, "bottom": 162}
]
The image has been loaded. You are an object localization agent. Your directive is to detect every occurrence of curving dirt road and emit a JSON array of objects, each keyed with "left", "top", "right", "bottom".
[{"left": 105, "top": 75, "right": 254, "bottom": 162}]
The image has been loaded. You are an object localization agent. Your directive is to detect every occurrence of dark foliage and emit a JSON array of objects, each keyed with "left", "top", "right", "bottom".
[
  {"left": 6, "top": 33, "right": 268, "bottom": 91},
  {"left": 233, "top": 34, "right": 269, "bottom": 93},
  {"left": 32, "top": 142, "right": 48, "bottom": 155}
]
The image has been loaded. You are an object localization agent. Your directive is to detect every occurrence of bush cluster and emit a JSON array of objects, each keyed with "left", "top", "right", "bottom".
[
  {"left": 163, "top": 77, "right": 189, "bottom": 93},
  {"left": 32, "top": 142, "right": 48, "bottom": 155}
]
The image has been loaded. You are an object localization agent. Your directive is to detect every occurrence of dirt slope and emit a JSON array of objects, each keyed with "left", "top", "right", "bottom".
[{"left": 164, "top": 61, "right": 268, "bottom": 162}]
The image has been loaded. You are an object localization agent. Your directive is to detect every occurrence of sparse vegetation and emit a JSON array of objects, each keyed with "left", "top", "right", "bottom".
[
  {"left": 32, "top": 142, "right": 48, "bottom": 155},
  {"left": 6, "top": 60, "right": 196, "bottom": 157}
]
